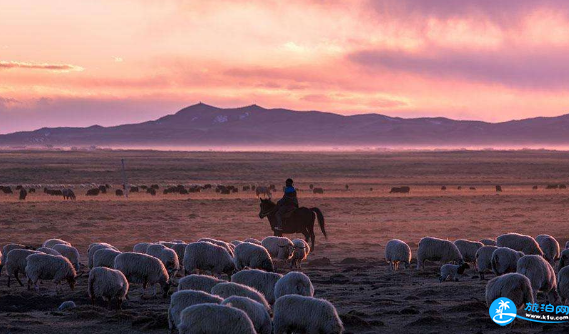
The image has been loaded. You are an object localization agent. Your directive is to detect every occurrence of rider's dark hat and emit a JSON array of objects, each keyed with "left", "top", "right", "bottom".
[{"left": 286, "top": 178, "right": 293, "bottom": 185}]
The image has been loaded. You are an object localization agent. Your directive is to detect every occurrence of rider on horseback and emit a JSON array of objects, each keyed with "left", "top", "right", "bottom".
[{"left": 274, "top": 178, "right": 298, "bottom": 231}]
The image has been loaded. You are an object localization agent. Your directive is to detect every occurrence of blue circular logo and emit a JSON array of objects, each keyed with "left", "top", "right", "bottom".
[{"left": 489, "top": 297, "right": 517, "bottom": 326}]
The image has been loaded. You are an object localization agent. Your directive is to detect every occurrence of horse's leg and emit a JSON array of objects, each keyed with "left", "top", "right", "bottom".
[{"left": 310, "top": 230, "right": 316, "bottom": 251}]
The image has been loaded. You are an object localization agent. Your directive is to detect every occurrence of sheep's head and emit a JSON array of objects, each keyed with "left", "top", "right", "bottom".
[
  {"left": 161, "top": 282, "right": 171, "bottom": 297},
  {"left": 278, "top": 243, "right": 294, "bottom": 260},
  {"left": 457, "top": 263, "right": 470, "bottom": 274},
  {"left": 261, "top": 258, "right": 275, "bottom": 272},
  {"left": 67, "top": 276, "right": 77, "bottom": 291}
]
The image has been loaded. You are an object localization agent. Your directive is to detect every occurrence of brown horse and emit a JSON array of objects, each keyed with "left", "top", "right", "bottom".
[{"left": 258, "top": 198, "right": 326, "bottom": 250}]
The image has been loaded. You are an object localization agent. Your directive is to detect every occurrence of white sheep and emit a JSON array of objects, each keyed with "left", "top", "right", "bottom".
[
  {"left": 244, "top": 238, "right": 262, "bottom": 245},
  {"left": 231, "top": 240, "right": 244, "bottom": 246},
  {"left": 198, "top": 238, "right": 234, "bottom": 256},
  {"left": 42, "top": 238, "right": 71, "bottom": 248},
  {"left": 475, "top": 245, "right": 497, "bottom": 280},
  {"left": 211, "top": 282, "right": 270, "bottom": 311},
  {"left": 147, "top": 244, "right": 180, "bottom": 277},
  {"left": 496, "top": 233, "right": 543, "bottom": 256},
  {"left": 273, "top": 295, "right": 344, "bottom": 334},
  {"left": 491, "top": 247, "right": 524, "bottom": 276},
  {"left": 416, "top": 237, "right": 463, "bottom": 270},
  {"left": 183, "top": 242, "right": 235, "bottom": 278},
  {"left": 439, "top": 263, "right": 470, "bottom": 282},
  {"left": 231, "top": 269, "right": 283, "bottom": 305},
  {"left": 222, "top": 296, "right": 272, "bottom": 334},
  {"left": 37, "top": 247, "right": 61, "bottom": 256},
  {"left": 113, "top": 252, "right": 170, "bottom": 297},
  {"left": 171, "top": 243, "right": 187, "bottom": 267},
  {"left": 516, "top": 254, "right": 560, "bottom": 303},
  {"left": 559, "top": 249, "right": 569, "bottom": 271},
  {"left": 454, "top": 239, "right": 484, "bottom": 263},
  {"left": 168, "top": 290, "right": 223, "bottom": 334},
  {"left": 261, "top": 236, "right": 294, "bottom": 263},
  {"left": 88, "top": 243, "right": 118, "bottom": 268},
  {"left": 25, "top": 253, "right": 77, "bottom": 294},
  {"left": 233, "top": 242, "right": 274, "bottom": 273},
  {"left": 5, "top": 249, "right": 40, "bottom": 287},
  {"left": 178, "top": 303, "right": 256, "bottom": 334},
  {"left": 566, "top": 241, "right": 569, "bottom": 249},
  {"left": 1, "top": 243, "right": 26, "bottom": 274},
  {"left": 557, "top": 266, "right": 569, "bottom": 304},
  {"left": 93, "top": 248, "right": 122, "bottom": 268},
  {"left": 274, "top": 271, "right": 314, "bottom": 300},
  {"left": 133, "top": 242, "right": 151, "bottom": 253},
  {"left": 52, "top": 244, "right": 80, "bottom": 271},
  {"left": 177, "top": 274, "right": 222, "bottom": 293},
  {"left": 535, "top": 234, "right": 560, "bottom": 265},
  {"left": 384, "top": 239, "right": 411, "bottom": 271},
  {"left": 480, "top": 238, "right": 497, "bottom": 246},
  {"left": 290, "top": 239, "right": 310, "bottom": 270},
  {"left": 485, "top": 273, "right": 534, "bottom": 310},
  {"left": 88, "top": 267, "right": 129, "bottom": 309}
]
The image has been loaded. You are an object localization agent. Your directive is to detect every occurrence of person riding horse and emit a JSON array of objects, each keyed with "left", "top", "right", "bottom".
[{"left": 274, "top": 178, "right": 298, "bottom": 231}]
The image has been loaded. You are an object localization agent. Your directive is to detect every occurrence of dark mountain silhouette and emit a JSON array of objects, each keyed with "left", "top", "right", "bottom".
[{"left": 2, "top": 103, "right": 569, "bottom": 147}]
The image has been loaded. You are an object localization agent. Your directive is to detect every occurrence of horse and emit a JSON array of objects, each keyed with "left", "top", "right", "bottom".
[{"left": 258, "top": 198, "right": 326, "bottom": 250}]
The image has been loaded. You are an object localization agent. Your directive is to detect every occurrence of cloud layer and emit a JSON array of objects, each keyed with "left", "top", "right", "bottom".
[{"left": 2, "top": 0, "right": 569, "bottom": 133}]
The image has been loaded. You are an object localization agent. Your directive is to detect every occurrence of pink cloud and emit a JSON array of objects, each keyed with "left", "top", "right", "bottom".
[{"left": 0, "top": 61, "right": 83, "bottom": 72}]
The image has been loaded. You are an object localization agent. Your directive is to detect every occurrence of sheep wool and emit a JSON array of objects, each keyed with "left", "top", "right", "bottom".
[
  {"left": 177, "top": 274, "right": 222, "bottom": 293},
  {"left": 416, "top": 237, "right": 463, "bottom": 270},
  {"left": 454, "top": 239, "right": 484, "bottom": 263},
  {"left": 88, "top": 267, "right": 129, "bottom": 309},
  {"left": 178, "top": 303, "right": 256, "bottom": 334},
  {"left": 516, "top": 255, "right": 559, "bottom": 303},
  {"left": 233, "top": 242, "right": 274, "bottom": 273},
  {"left": 491, "top": 247, "right": 524, "bottom": 276},
  {"left": 231, "top": 269, "right": 283, "bottom": 305},
  {"left": 385, "top": 239, "right": 412, "bottom": 271},
  {"left": 222, "top": 296, "right": 272, "bottom": 334},
  {"left": 113, "top": 252, "right": 170, "bottom": 297},
  {"left": 496, "top": 233, "right": 543, "bottom": 256},
  {"left": 475, "top": 246, "right": 498, "bottom": 280},
  {"left": 273, "top": 295, "right": 344, "bottom": 334},
  {"left": 183, "top": 242, "right": 235, "bottom": 278},
  {"left": 535, "top": 234, "right": 560, "bottom": 265},
  {"left": 5, "top": 249, "right": 40, "bottom": 287},
  {"left": 168, "top": 290, "right": 223, "bottom": 333},
  {"left": 93, "top": 248, "right": 122, "bottom": 268},
  {"left": 25, "top": 253, "right": 76, "bottom": 293},
  {"left": 211, "top": 282, "right": 270, "bottom": 311},
  {"left": 52, "top": 244, "right": 81, "bottom": 271},
  {"left": 274, "top": 271, "right": 314, "bottom": 300},
  {"left": 486, "top": 273, "right": 534, "bottom": 310}
]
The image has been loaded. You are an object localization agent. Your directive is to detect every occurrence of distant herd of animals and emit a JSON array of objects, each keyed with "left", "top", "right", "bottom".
[
  {"left": 0, "top": 236, "right": 345, "bottom": 334},
  {"left": 386, "top": 233, "right": 569, "bottom": 319},
  {"left": 1, "top": 183, "right": 568, "bottom": 200}
]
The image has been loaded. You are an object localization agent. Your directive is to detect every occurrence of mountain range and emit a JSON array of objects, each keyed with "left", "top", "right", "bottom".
[{"left": 2, "top": 103, "right": 569, "bottom": 148}]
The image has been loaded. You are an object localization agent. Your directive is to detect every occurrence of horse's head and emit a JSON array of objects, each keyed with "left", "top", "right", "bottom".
[{"left": 259, "top": 198, "right": 276, "bottom": 218}]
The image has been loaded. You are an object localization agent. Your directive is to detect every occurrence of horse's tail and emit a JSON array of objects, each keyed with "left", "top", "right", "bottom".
[{"left": 310, "top": 207, "right": 327, "bottom": 240}]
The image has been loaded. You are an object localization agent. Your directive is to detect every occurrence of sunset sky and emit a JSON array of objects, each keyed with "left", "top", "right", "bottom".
[{"left": 3, "top": 0, "right": 569, "bottom": 133}]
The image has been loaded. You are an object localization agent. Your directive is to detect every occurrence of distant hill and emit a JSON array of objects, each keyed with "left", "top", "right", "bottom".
[{"left": 2, "top": 103, "right": 569, "bottom": 148}]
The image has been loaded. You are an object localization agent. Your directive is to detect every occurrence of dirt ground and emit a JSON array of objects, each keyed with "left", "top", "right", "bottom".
[{"left": 1, "top": 150, "right": 569, "bottom": 333}]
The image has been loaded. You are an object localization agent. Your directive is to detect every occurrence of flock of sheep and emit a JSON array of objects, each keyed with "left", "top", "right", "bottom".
[
  {"left": 385, "top": 233, "right": 569, "bottom": 314},
  {"left": 0, "top": 236, "right": 344, "bottom": 334}
]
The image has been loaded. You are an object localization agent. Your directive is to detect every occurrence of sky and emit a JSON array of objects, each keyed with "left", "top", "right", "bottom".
[{"left": 2, "top": 0, "right": 569, "bottom": 133}]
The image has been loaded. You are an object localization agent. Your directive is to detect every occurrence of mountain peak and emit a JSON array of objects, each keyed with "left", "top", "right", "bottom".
[{"left": 3, "top": 104, "right": 569, "bottom": 147}]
